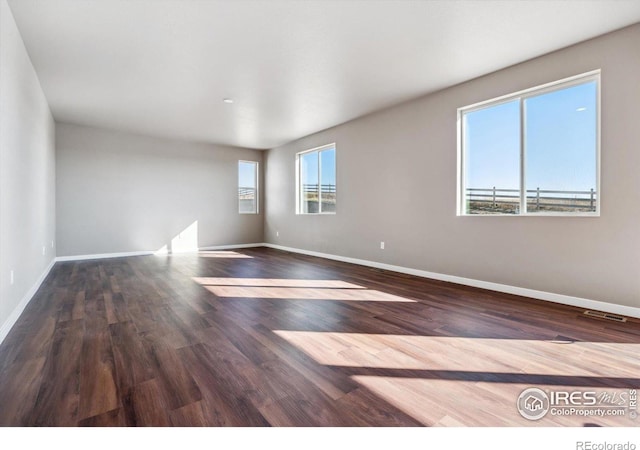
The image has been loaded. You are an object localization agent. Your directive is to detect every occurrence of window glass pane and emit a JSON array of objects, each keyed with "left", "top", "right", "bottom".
[
  {"left": 300, "top": 151, "right": 319, "bottom": 213},
  {"left": 524, "top": 82, "right": 597, "bottom": 213},
  {"left": 464, "top": 100, "right": 521, "bottom": 214},
  {"left": 238, "top": 161, "right": 257, "bottom": 213},
  {"left": 319, "top": 148, "right": 336, "bottom": 213}
]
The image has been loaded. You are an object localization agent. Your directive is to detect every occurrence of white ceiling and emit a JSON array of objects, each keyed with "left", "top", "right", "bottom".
[{"left": 7, "top": 1, "right": 640, "bottom": 150}]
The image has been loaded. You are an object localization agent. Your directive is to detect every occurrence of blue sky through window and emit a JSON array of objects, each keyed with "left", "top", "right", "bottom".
[
  {"left": 465, "top": 100, "right": 520, "bottom": 190},
  {"left": 238, "top": 161, "right": 256, "bottom": 188},
  {"left": 300, "top": 147, "right": 335, "bottom": 187},
  {"left": 525, "top": 82, "right": 596, "bottom": 191},
  {"left": 300, "top": 151, "right": 319, "bottom": 187},
  {"left": 464, "top": 81, "right": 597, "bottom": 193},
  {"left": 320, "top": 147, "right": 336, "bottom": 186}
]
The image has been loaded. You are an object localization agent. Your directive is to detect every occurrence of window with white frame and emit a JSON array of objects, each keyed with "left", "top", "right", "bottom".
[
  {"left": 296, "top": 144, "right": 336, "bottom": 214},
  {"left": 458, "top": 71, "right": 600, "bottom": 216},
  {"left": 238, "top": 160, "right": 258, "bottom": 214}
]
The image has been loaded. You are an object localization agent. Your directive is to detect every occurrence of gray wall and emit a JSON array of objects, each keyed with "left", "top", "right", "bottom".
[
  {"left": 56, "top": 122, "right": 263, "bottom": 256},
  {"left": 0, "top": 1, "right": 56, "bottom": 333},
  {"left": 264, "top": 24, "right": 640, "bottom": 310}
]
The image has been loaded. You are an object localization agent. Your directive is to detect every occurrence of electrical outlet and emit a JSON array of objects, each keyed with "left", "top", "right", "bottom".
[
  {"left": 380, "top": 241, "right": 385, "bottom": 250},
  {"left": 276, "top": 231, "right": 279, "bottom": 237},
  {"left": 10, "top": 270, "right": 14, "bottom": 285},
  {"left": 42, "top": 246, "right": 46, "bottom": 256},
  {"left": 51, "top": 240, "right": 54, "bottom": 248}
]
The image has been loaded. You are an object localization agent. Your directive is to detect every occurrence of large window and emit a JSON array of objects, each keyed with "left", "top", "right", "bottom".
[
  {"left": 238, "top": 160, "right": 258, "bottom": 214},
  {"left": 297, "top": 144, "right": 336, "bottom": 214},
  {"left": 458, "top": 71, "right": 599, "bottom": 216}
]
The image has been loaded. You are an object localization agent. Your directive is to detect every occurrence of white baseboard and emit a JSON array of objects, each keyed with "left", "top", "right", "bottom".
[
  {"left": 0, "top": 258, "right": 56, "bottom": 346},
  {"left": 55, "top": 250, "right": 154, "bottom": 262},
  {"left": 55, "top": 243, "right": 266, "bottom": 262},
  {"left": 263, "top": 243, "right": 640, "bottom": 319},
  {"left": 199, "top": 243, "right": 265, "bottom": 251}
]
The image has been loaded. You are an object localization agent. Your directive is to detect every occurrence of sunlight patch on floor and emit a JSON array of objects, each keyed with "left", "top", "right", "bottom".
[
  {"left": 353, "top": 375, "right": 632, "bottom": 426},
  {"left": 273, "top": 329, "right": 638, "bottom": 426},
  {"left": 202, "top": 286, "right": 416, "bottom": 302},
  {"left": 192, "top": 277, "right": 364, "bottom": 288},
  {"left": 196, "top": 251, "right": 253, "bottom": 258},
  {"left": 273, "top": 330, "right": 640, "bottom": 378},
  {"left": 353, "top": 375, "right": 531, "bottom": 426}
]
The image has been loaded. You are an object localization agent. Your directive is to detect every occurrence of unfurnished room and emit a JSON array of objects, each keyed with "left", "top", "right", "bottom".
[{"left": 0, "top": 0, "right": 639, "bottom": 444}]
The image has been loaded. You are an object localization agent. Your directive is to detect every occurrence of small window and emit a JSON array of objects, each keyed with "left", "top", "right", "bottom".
[
  {"left": 238, "top": 160, "right": 258, "bottom": 214},
  {"left": 458, "top": 71, "right": 600, "bottom": 216},
  {"left": 296, "top": 144, "right": 336, "bottom": 214}
]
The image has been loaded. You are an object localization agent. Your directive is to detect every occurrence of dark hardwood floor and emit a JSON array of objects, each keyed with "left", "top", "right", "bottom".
[{"left": 0, "top": 247, "right": 638, "bottom": 426}]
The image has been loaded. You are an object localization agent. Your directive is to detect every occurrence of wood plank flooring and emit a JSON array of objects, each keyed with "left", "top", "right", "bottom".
[{"left": 0, "top": 247, "right": 638, "bottom": 426}]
